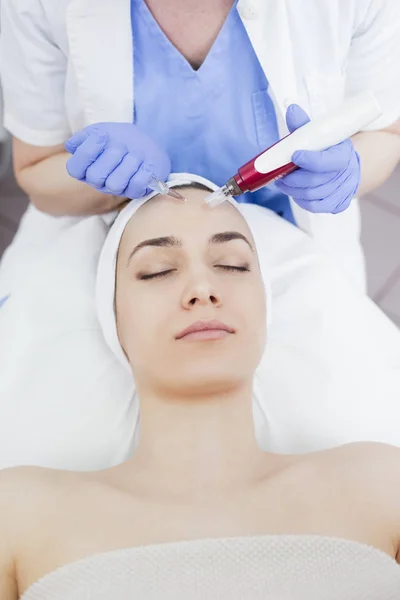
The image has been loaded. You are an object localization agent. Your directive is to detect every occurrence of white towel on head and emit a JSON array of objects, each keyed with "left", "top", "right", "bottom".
[{"left": 96, "top": 173, "right": 272, "bottom": 372}]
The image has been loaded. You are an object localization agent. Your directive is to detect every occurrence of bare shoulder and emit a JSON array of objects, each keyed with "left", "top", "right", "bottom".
[
  {"left": 0, "top": 466, "right": 80, "bottom": 600},
  {"left": 328, "top": 440, "right": 400, "bottom": 465},
  {"left": 0, "top": 466, "right": 84, "bottom": 541},
  {"left": 0, "top": 464, "right": 76, "bottom": 502},
  {"left": 315, "top": 441, "right": 400, "bottom": 489}
]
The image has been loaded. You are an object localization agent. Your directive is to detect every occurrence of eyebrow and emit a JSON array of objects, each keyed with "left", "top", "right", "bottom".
[
  {"left": 126, "top": 231, "right": 254, "bottom": 266},
  {"left": 127, "top": 236, "right": 181, "bottom": 265},
  {"left": 210, "top": 231, "right": 254, "bottom": 252}
]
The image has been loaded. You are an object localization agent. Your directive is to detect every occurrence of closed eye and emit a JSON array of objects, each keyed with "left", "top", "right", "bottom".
[
  {"left": 138, "top": 269, "right": 176, "bottom": 280},
  {"left": 215, "top": 265, "right": 250, "bottom": 272},
  {"left": 138, "top": 265, "right": 250, "bottom": 280}
]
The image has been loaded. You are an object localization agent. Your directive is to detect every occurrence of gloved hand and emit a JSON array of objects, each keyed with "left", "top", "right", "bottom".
[
  {"left": 275, "top": 104, "right": 361, "bottom": 214},
  {"left": 65, "top": 123, "right": 171, "bottom": 199}
]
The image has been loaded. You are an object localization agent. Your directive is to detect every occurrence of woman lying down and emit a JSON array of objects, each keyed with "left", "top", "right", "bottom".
[{"left": 1, "top": 180, "right": 400, "bottom": 600}]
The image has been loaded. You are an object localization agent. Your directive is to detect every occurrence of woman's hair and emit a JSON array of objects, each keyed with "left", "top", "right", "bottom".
[{"left": 172, "top": 181, "right": 215, "bottom": 193}]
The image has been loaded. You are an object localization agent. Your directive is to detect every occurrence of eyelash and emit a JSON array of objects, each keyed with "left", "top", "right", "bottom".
[
  {"left": 139, "top": 265, "right": 250, "bottom": 281},
  {"left": 217, "top": 265, "right": 250, "bottom": 273},
  {"left": 139, "top": 270, "right": 175, "bottom": 280}
]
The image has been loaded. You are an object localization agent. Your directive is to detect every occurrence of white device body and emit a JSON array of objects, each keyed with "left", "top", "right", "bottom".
[{"left": 254, "top": 92, "right": 383, "bottom": 174}]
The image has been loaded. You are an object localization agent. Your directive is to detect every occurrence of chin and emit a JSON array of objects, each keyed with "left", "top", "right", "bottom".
[{"left": 173, "top": 365, "right": 246, "bottom": 395}]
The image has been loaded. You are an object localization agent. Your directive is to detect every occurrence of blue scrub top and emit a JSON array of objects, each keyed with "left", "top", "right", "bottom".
[{"left": 131, "top": 0, "right": 294, "bottom": 224}]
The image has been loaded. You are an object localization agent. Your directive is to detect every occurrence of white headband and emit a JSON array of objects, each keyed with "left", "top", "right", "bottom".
[{"left": 96, "top": 173, "right": 271, "bottom": 371}]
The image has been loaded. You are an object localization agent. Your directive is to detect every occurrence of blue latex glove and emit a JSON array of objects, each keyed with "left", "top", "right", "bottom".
[
  {"left": 0, "top": 294, "right": 9, "bottom": 309},
  {"left": 275, "top": 105, "right": 361, "bottom": 214},
  {"left": 65, "top": 123, "right": 171, "bottom": 199}
]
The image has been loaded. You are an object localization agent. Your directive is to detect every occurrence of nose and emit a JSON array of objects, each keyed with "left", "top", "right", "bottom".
[{"left": 181, "top": 272, "right": 222, "bottom": 310}]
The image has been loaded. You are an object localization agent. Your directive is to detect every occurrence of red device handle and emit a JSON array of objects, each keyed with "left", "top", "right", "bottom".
[{"left": 234, "top": 134, "right": 298, "bottom": 193}]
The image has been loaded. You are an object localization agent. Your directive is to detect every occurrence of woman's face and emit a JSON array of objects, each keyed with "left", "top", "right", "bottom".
[{"left": 115, "top": 187, "right": 266, "bottom": 396}]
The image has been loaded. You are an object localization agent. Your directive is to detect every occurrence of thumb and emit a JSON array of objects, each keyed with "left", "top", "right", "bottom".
[
  {"left": 65, "top": 127, "right": 97, "bottom": 154},
  {"left": 286, "top": 104, "right": 311, "bottom": 133}
]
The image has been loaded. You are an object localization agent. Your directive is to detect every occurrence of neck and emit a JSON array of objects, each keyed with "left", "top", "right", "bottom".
[{"left": 128, "top": 382, "right": 270, "bottom": 497}]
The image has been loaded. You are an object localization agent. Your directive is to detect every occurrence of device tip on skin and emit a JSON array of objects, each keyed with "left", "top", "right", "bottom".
[
  {"left": 166, "top": 188, "right": 186, "bottom": 201},
  {"left": 204, "top": 185, "right": 231, "bottom": 208}
]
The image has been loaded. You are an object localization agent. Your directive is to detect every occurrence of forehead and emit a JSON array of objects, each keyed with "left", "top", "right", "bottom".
[{"left": 119, "top": 188, "right": 255, "bottom": 251}]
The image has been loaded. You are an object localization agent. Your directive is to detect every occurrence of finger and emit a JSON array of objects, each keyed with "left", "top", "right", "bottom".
[
  {"left": 292, "top": 139, "right": 353, "bottom": 173},
  {"left": 65, "top": 126, "right": 97, "bottom": 154},
  {"left": 295, "top": 193, "right": 351, "bottom": 215},
  {"left": 276, "top": 171, "right": 345, "bottom": 202},
  {"left": 105, "top": 154, "right": 142, "bottom": 195},
  {"left": 294, "top": 198, "right": 326, "bottom": 213},
  {"left": 278, "top": 168, "right": 333, "bottom": 189},
  {"left": 286, "top": 104, "right": 310, "bottom": 133},
  {"left": 66, "top": 133, "right": 108, "bottom": 180},
  {"left": 85, "top": 147, "right": 127, "bottom": 189},
  {"left": 329, "top": 172, "right": 358, "bottom": 214},
  {"left": 124, "top": 162, "right": 154, "bottom": 199},
  {"left": 293, "top": 172, "right": 356, "bottom": 213}
]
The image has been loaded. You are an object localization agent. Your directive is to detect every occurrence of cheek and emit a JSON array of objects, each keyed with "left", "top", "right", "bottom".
[
  {"left": 116, "top": 289, "right": 170, "bottom": 360},
  {"left": 239, "top": 282, "right": 267, "bottom": 343}
]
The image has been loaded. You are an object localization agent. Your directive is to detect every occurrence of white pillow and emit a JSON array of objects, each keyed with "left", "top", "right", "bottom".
[
  {"left": 0, "top": 203, "right": 400, "bottom": 470},
  {"left": 0, "top": 206, "right": 137, "bottom": 470},
  {"left": 245, "top": 205, "right": 400, "bottom": 452}
]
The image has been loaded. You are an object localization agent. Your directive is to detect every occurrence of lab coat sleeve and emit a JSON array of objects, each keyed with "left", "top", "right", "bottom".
[
  {"left": 0, "top": 0, "right": 70, "bottom": 146},
  {"left": 345, "top": 0, "right": 400, "bottom": 131}
]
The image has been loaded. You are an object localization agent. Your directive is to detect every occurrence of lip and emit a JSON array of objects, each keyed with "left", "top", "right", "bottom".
[{"left": 175, "top": 319, "right": 235, "bottom": 341}]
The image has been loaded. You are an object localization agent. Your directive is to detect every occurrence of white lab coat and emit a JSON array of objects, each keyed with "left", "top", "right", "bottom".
[{"left": 1, "top": 0, "right": 400, "bottom": 288}]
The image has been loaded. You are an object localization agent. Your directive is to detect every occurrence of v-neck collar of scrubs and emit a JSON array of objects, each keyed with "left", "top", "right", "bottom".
[
  {"left": 131, "top": 0, "right": 294, "bottom": 224},
  {"left": 133, "top": 0, "right": 237, "bottom": 90}
]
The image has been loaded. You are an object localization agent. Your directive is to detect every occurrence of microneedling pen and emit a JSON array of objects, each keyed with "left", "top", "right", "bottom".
[{"left": 205, "top": 92, "right": 382, "bottom": 208}]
